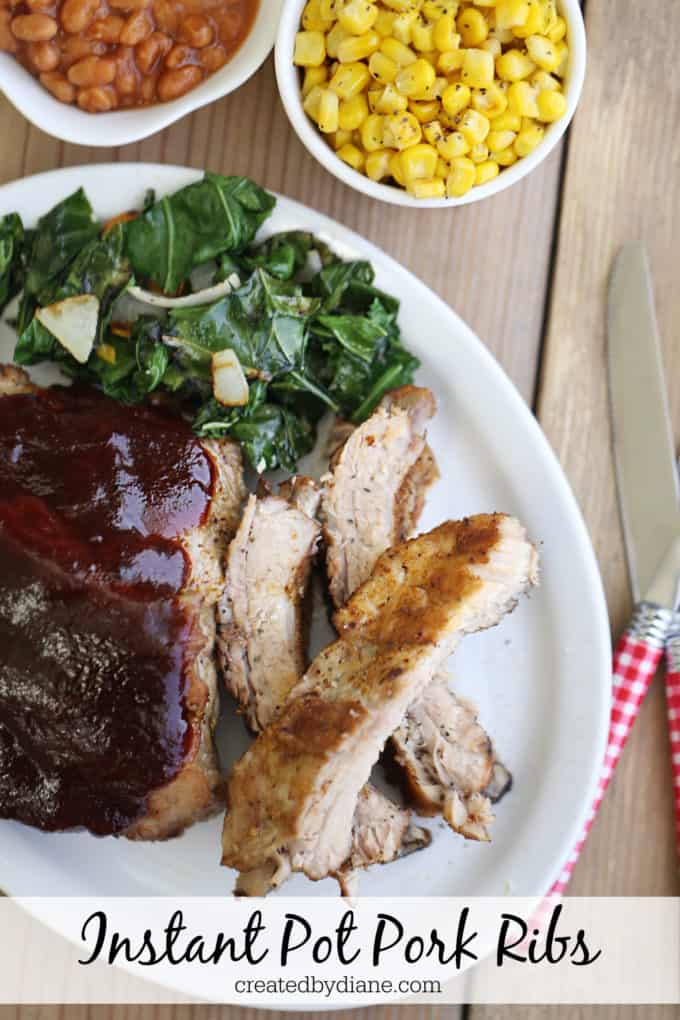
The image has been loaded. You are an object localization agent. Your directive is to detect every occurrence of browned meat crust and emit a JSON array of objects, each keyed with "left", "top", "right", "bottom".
[
  {"left": 215, "top": 474, "right": 429, "bottom": 886},
  {"left": 321, "top": 387, "right": 509, "bottom": 841},
  {"left": 221, "top": 514, "right": 538, "bottom": 892}
]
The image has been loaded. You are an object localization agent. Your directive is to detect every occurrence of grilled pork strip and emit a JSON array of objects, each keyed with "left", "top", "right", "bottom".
[
  {"left": 217, "top": 480, "right": 322, "bottom": 733},
  {"left": 321, "top": 386, "right": 506, "bottom": 840},
  {"left": 216, "top": 475, "right": 429, "bottom": 885},
  {"left": 221, "top": 514, "right": 538, "bottom": 892},
  {"left": 0, "top": 366, "right": 246, "bottom": 841},
  {"left": 321, "top": 385, "right": 438, "bottom": 608}
]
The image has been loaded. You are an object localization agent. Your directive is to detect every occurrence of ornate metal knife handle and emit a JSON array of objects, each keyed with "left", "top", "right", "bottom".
[{"left": 629, "top": 602, "right": 680, "bottom": 649}]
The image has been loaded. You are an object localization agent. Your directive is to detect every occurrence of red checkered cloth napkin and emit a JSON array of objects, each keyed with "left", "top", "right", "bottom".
[
  {"left": 549, "top": 633, "right": 663, "bottom": 895},
  {"left": 667, "top": 667, "right": 680, "bottom": 855}
]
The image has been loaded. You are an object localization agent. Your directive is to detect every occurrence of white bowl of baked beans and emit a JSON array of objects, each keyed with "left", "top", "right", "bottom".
[{"left": 0, "top": 0, "right": 281, "bottom": 145}]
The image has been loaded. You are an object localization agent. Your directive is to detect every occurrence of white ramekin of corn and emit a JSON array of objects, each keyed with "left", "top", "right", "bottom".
[{"left": 275, "top": 0, "right": 585, "bottom": 206}]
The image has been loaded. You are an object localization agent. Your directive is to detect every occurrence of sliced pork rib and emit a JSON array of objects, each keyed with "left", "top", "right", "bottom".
[
  {"left": 390, "top": 678, "right": 496, "bottom": 842},
  {"left": 321, "top": 386, "right": 508, "bottom": 840},
  {"left": 216, "top": 475, "right": 429, "bottom": 887},
  {"left": 221, "top": 514, "right": 538, "bottom": 892},
  {"left": 217, "top": 480, "right": 322, "bottom": 732},
  {"left": 0, "top": 367, "right": 245, "bottom": 840},
  {"left": 321, "top": 385, "right": 438, "bottom": 608}
]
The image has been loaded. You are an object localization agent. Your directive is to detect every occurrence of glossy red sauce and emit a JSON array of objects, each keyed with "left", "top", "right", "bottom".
[{"left": 0, "top": 385, "right": 215, "bottom": 834}]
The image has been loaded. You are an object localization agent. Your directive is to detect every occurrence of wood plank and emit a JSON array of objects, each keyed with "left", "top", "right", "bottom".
[
  {"left": 467, "top": 1, "right": 680, "bottom": 1017},
  {"left": 534, "top": 0, "right": 680, "bottom": 901},
  {"left": 0, "top": 1008, "right": 459, "bottom": 1020}
]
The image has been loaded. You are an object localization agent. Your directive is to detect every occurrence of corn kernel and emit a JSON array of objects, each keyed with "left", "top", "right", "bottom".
[
  {"left": 337, "top": 30, "right": 380, "bottom": 62},
  {"left": 469, "top": 141, "right": 489, "bottom": 162},
  {"left": 487, "top": 128, "right": 516, "bottom": 151},
  {"left": 319, "top": 0, "right": 340, "bottom": 18},
  {"left": 328, "top": 60, "right": 371, "bottom": 98},
  {"left": 536, "top": 88, "right": 566, "bottom": 121},
  {"left": 471, "top": 81, "right": 507, "bottom": 117},
  {"left": 495, "top": 0, "right": 529, "bottom": 30},
  {"left": 512, "top": 0, "right": 546, "bottom": 37},
  {"left": 330, "top": 128, "right": 353, "bottom": 149},
  {"left": 481, "top": 36, "right": 502, "bottom": 56},
  {"left": 507, "top": 80, "right": 539, "bottom": 116},
  {"left": 547, "top": 15, "right": 566, "bottom": 43},
  {"left": 395, "top": 57, "right": 436, "bottom": 97},
  {"left": 368, "top": 50, "right": 398, "bottom": 82},
  {"left": 399, "top": 142, "right": 439, "bottom": 181},
  {"left": 456, "top": 107, "right": 490, "bottom": 143},
  {"left": 435, "top": 156, "right": 450, "bottom": 178},
  {"left": 446, "top": 156, "right": 475, "bottom": 196},
  {"left": 489, "top": 109, "right": 521, "bottom": 130},
  {"left": 374, "top": 9, "right": 397, "bottom": 36},
  {"left": 389, "top": 150, "right": 405, "bottom": 185},
  {"left": 428, "top": 76, "right": 449, "bottom": 99},
  {"left": 392, "top": 11, "right": 417, "bottom": 43},
  {"left": 338, "top": 0, "right": 379, "bottom": 35},
  {"left": 471, "top": 0, "right": 496, "bottom": 6},
  {"left": 423, "top": 119, "right": 445, "bottom": 145},
  {"left": 380, "top": 36, "right": 417, "bottom": 67},
  {"left": 365, "top": 148, "right": 393, "bottom": 180},
  {"left": 461, "top": 48, "right": 495, "bottom": 87},
  {"left": 475, "top": 160, "right": 499, "bottom": 184},
  {"left": 412, "top": 18, "right": 435, "bottom": 51},
  {"left": 437, "top": 49, "right": 465, "bottom": 73},
  {"left": 383, "top": 111, "right": 422, "bottom": 149},
  {"left": 409, "top": 98, "right": 441, "bottom": 121},
  {"left": 424, "top": 0, "right": 459, "bottom": 15},
  {"left": 317, "top": 88, "right": 340, "bottom": 131},
  {"left": 294, "top": 30, "right": 326, "bottom": 67},
  {"left": 496, "top": 49, "right": 536, "bottom": 81},
  {"left": 338, "top": 93, "right": 369, "bottom": 129},
  {"left": 525, "top": 33, "right": 560, "bottom": 71},
  {"left": 457, "top": 6, "right": 488, "bottom": 45},
  {"left": 360, "top": 112, "right": 385, "bottom": 150},
  {"left": 433, "top": 12, "right": 460, "bottom": 51},
  {"left": 531, "top": 69, "right": 560, "bottom": 92},
  {"left": 408, "top": 177, "right": 446, "bottom": 198},
  {"left": 336, "top": 142, "right": 365, "bottom": 169},
  {"left": 367, "top": 88, "right": 382, "bottom": 111},
  {"left": 303, "top": 84, "right": 325, "bottom": 119},
  {"left": 302, "top": 65, "right": 328, "bottom": 96},
  {"left": 326, "top": 22, "right": 350, "bottom": 57},
  {"left": 302, "top": 0, "right": 333, "bottom": 31},
  {"left": 441, "top": 81, "right": 470, "bottom": 116},
  {"left": 381, "top": 0, "right": 417, "bottom": 13},
  {"left": 494, "top": 146, "right": 517, "bottom": 165},
  {"left": 514, "top": 120, "right": 544, "bottom": 155},
  {"left": 437, "top": 129, "right": 470, "bottom": 159},
  {"left": 553, "top": 41, "right": 568, "bottom": 76},
  {"left": 374, "top": 82, "right": 408, "bottom": 113}
]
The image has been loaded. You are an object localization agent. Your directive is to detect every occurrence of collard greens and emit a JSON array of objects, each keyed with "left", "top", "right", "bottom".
[{"left": 2, "top": 174, "right": 419, "bottom": 472}]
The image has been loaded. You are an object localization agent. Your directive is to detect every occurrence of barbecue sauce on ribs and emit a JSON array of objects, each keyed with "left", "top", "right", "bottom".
[{"left": 0, "top": 386, "right": 215, "bottom": 834}]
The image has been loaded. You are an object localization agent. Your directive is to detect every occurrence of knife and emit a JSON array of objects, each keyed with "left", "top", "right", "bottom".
[
  {"left": 608, "top": 242, "right": 680, "bottom": 860},
  {"left": 551, "top": 243, "right": 680, "bottom": 895}
]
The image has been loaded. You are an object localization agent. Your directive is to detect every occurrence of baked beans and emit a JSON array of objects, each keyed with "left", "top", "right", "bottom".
[{"left": 1, "top": 0, "right": 258, "bottom": 111}]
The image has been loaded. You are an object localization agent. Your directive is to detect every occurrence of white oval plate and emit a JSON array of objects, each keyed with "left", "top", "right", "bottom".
[{"left": 0, "top": 165, "right": 610, "bottom": 912}]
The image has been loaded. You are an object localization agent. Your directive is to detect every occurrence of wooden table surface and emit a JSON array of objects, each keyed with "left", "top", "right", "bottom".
[{"left": 1, "top": 0, "right": 679, "bottom": 1018}]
